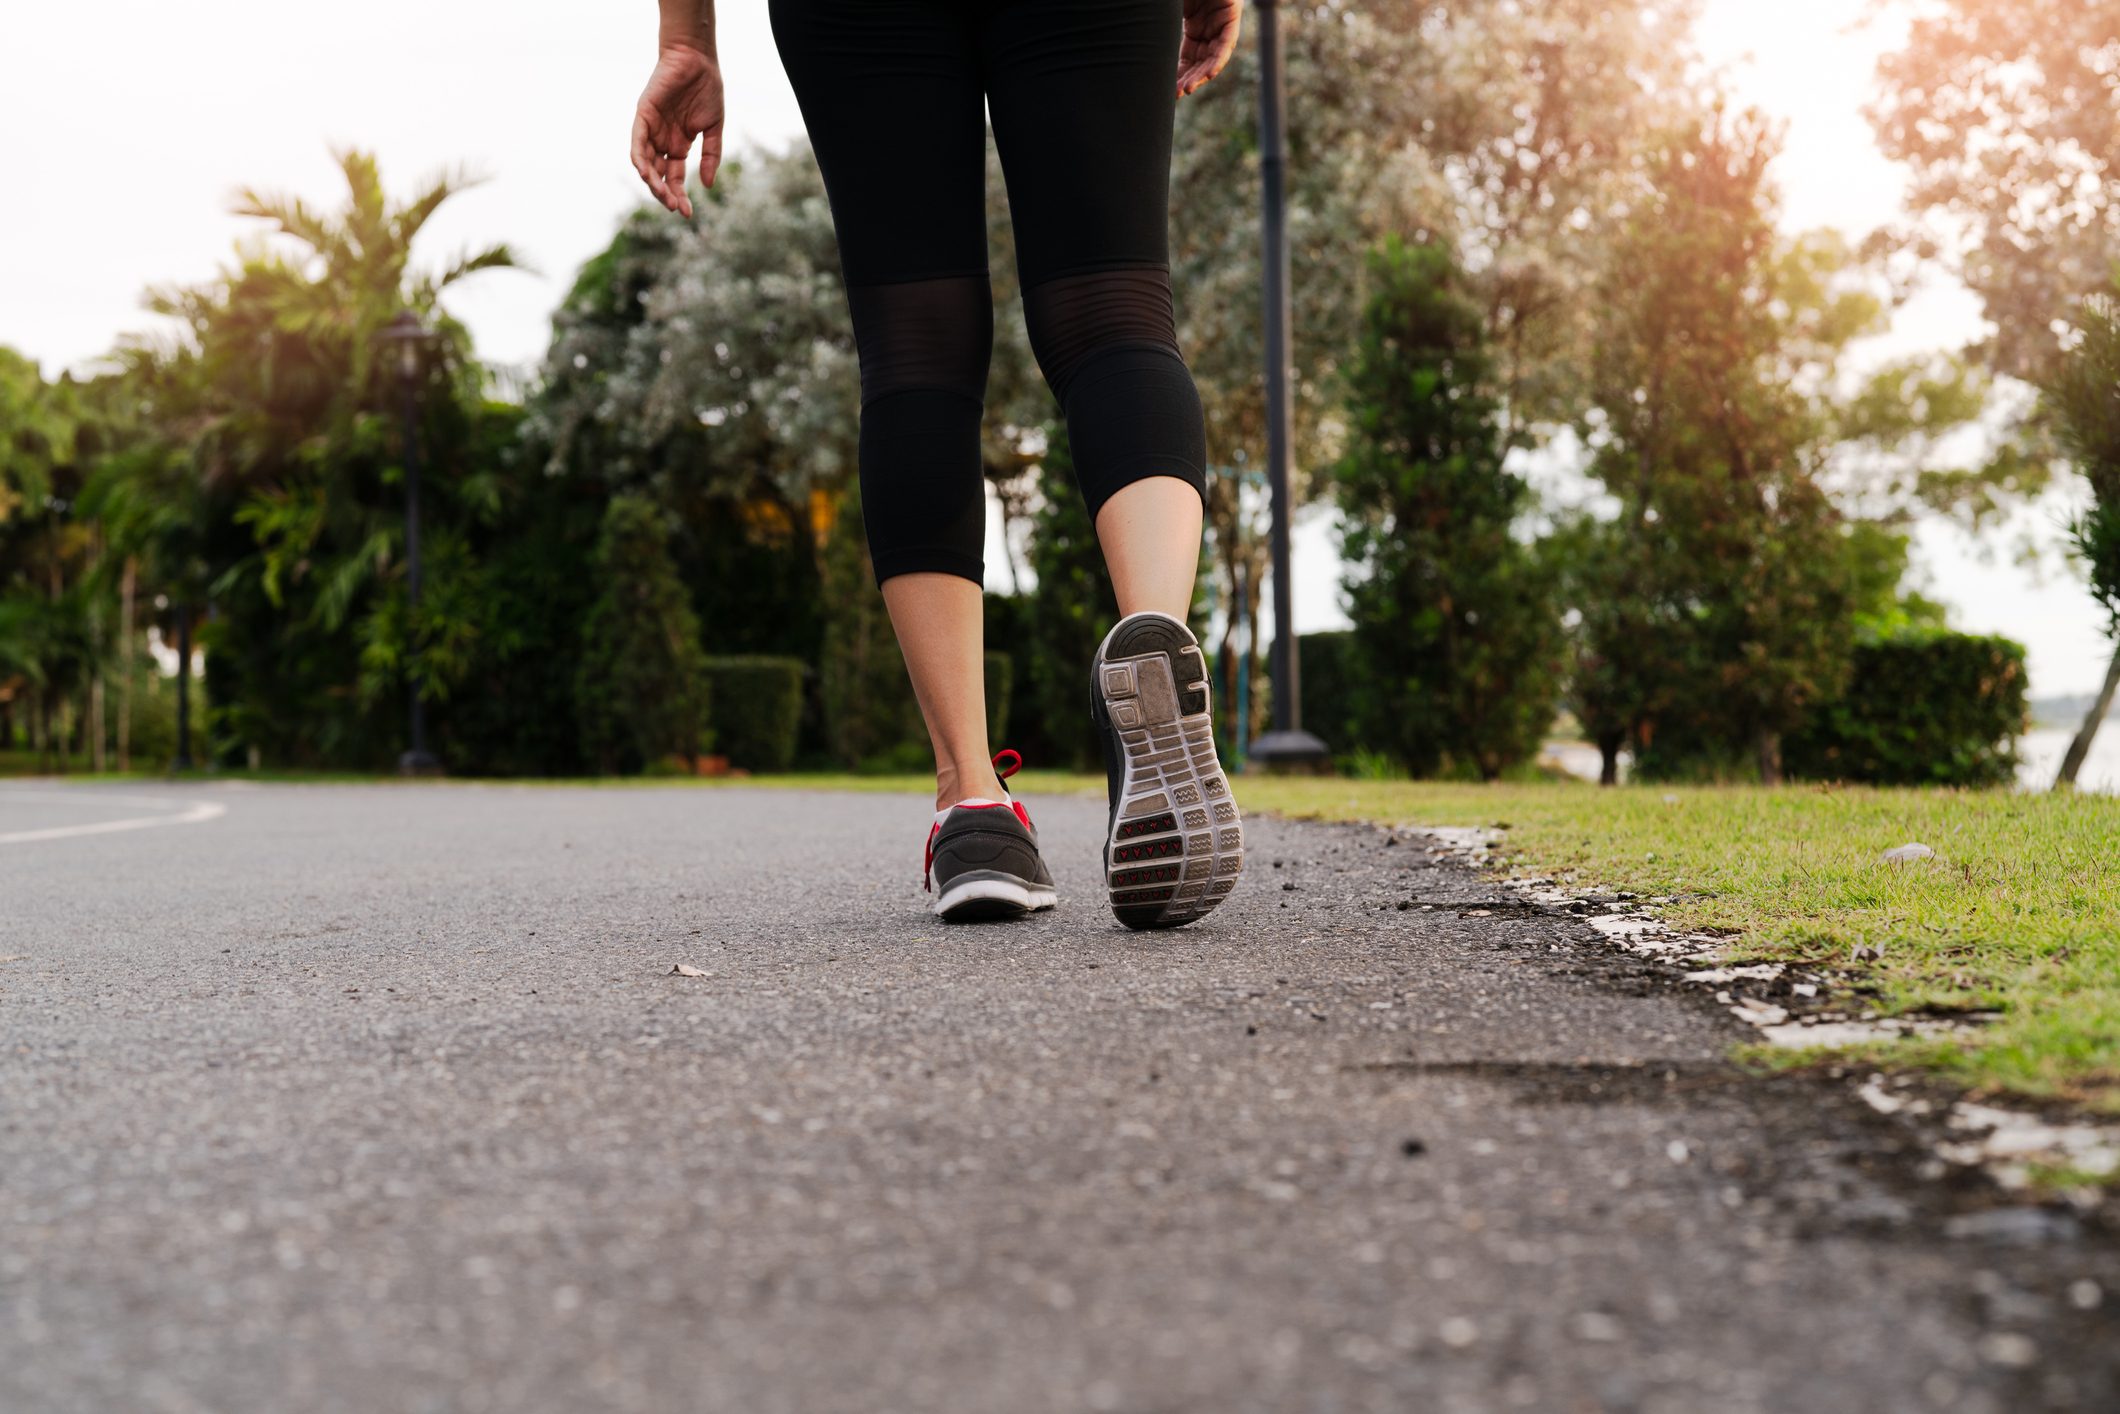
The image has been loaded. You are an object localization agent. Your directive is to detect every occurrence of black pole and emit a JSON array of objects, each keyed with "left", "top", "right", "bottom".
[
  {"left": 398, "top": 363, "right": 441, "bottom": 775},
  {"left": 171, "top": 604, "right": 195, "bottom": 772},
  {"left": 1246, "top": 0, "right": 1329, "bottom": 770}
]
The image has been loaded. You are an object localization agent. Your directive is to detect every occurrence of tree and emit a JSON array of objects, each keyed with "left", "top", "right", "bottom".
[
  {"left": 1165, "top": 1, "right": 1704, "bottom": 741},
  {"left": 1333, "top": 237, "right": 1562, "bottom": 779},
  {"left": 2046, "top": 286, "right": 2120, "bottom": 787},
  {"left": 1873, "top": 1, "right": 2120, "bottom": 379},
  {"left": 574, "top": 496, "right": 712, "bottom": 774},
  {"left": 815, "top": 481, "right": 922, "bottom": 770},
  {"left": 0, "top": 349, "right": 105, "bottom": 768},
  {"left": 129, "top": 148, "right": 519, "bottom": 767},
  {"left": 1580, "top": 114, "right": 1873, "bottom": 784},
  {"left": 535, "top": 149, "right": 863, "bottom": 684},
  {"left": 537, "top": 149, "right": 857, "bottom": 506},
  {"left": 1017, "top": 430, "right": 1122, "bottom": 771},
  {"left": 1549, "top": 513, "right": 1689, "bottom": 785}
]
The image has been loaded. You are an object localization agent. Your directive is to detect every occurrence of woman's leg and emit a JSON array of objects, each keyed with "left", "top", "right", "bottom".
[
  {"left": 769, "top": 0, "right": 1003, "bottom": 810},
  {"left": 982, "top": 0, "right": 1242, "bottom": 929},
  {"left": 1096, "top": 476, "right": 1203, "bottom": 621},
  {"left": 881, "top": 573, "right": 1008, "bottom": 809},
  {"left": 980, "top": 0, "right": 1210, "bottom": 586}
]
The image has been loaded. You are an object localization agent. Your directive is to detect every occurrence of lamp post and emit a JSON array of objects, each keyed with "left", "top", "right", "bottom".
[
  {"left": 380, "top": 309, "right": 442, "bottom": 776},
  {"left": 1246, "top": 0, "right": 1330, "bottom": 771},
  {"left": 170, "top": 601, "right": 195, "bottom": 772}
]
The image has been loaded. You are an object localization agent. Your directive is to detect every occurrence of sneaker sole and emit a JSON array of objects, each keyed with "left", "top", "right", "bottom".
[
  {"left": 1092, "top": 613, "right": 1245, "bottom": 929},
  {"left": 935, "top": 870, "right": 1059, "bottom": 923}
]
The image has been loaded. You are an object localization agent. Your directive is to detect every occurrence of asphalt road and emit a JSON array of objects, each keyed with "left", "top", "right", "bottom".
[{"left": 2, "top": 780, "right": 2115, "bottom": 1414}]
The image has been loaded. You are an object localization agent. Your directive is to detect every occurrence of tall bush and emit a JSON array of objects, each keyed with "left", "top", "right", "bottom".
[
  {"left": 1020, "top": 433, "right": 1119, "bottom": 770},
  {"left": 575, "top": 496, "right": 713, "bottom": 773},
  {"left": 1581, "top": 116, "right": 1872, "bottom": 783},
  {"left": 817, "top": 483, "right": 923, "bottom": 769},
  {"left": 1332, "top": 237, "right": 1562, "bottom": 780}
]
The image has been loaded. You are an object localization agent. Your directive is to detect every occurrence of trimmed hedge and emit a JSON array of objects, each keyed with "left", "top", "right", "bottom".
[
  {"left": 1786, "top": 630, "right": 2028, "bottom": 787},
  {"left": 703, "top": 656, "right": 805, "bottom": 772}
]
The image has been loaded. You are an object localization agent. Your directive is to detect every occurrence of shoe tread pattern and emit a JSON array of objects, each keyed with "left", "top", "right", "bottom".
[{"left": 1095, "top": 615, "right": 1243, "bottom": 929}]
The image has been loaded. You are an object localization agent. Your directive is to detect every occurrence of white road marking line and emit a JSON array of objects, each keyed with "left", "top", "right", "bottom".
[{"left": 0, "top": 793, "right": 229, "bottom": 845}]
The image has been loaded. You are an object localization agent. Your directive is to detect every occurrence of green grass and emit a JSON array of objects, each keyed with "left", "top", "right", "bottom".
[{"left": 1234, "top": 777, "right": 2120, "bottom": 1115}]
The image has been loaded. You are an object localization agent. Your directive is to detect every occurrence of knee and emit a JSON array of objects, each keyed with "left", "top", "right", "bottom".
[
  {"left": 1022, "top": 266, "right": 1207, "bottom": 518},
  {"left": 846, "top": 274, "right": 993, "bottom": 409},
  {"left": 847, "top": 275, "right": 994, "bottom": 586}
]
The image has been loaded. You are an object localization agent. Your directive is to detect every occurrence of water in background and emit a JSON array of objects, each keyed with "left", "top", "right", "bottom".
[
  {"left": 1538, "top": 727, "right": 2120, "bottom": 793},
  {"left": 2016, "top": 726, "right": 2120, "bottom": 793}
]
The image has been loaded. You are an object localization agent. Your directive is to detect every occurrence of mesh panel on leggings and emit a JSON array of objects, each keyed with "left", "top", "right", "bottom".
[
  {"left": 1021, "top": 265, "right": 1205, "bottom": 518},
  {"left": 845, "top": 274, "right": 994, "bottom": 408},
  {"left": 1020, "top": 266, "right": 1180, "bottom": 405}
]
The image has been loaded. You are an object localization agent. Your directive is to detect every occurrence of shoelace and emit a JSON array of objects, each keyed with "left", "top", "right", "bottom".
[{"left": 923, "top": 749, "right": 1031, "bottom": 891}]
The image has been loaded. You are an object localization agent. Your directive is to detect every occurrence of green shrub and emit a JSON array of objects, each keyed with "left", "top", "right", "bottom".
[
  {"left": 1786, "top": 630, "right": 2028, "bottom": 787},
  {"left": 984, "top": 592, "right": 1054, "bottom": 762},
  {"left": 1020, "top": 437, "right": 1120, "bottom": 770},
  {"left": 984, "top": 650, "right": 1013, "bottom": 748},
  {"left": 818, "top": 483, "right": 923, "bottom": 768},
  {"left": 703, "top": 656, "right": 805, "bottom": 771},
  {"left": 575, "top": 496, "right": 714, "bottom": 774}
]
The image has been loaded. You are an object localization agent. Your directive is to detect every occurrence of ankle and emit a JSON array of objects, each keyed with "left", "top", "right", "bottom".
[{"left": 935, "top": 763, "right": 1008, "bottom": 812}]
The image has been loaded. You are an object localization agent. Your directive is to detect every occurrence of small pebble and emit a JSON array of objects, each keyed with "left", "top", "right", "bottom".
[{"left": 1978, "top": 1332, "right": 2037, "bottom": 1368}]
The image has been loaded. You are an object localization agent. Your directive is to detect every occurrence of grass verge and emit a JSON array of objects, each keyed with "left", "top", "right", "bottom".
[{"left": 1235, "top": 777, "right": 2120, "bottom": 1116}]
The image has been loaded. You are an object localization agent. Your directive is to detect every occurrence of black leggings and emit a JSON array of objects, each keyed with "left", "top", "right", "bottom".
[{"left": 769, "top": 0, "right": 1209, "bottom": 585}]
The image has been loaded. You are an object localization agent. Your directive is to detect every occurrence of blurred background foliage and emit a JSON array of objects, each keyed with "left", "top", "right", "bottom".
[{"left": 2, "top": 0, "right": 2114, "bottom": 787}]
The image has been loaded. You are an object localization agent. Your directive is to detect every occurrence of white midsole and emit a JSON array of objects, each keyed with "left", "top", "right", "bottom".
[{"left": 933, "top": 876, "right": 1059, "bottom": 916}]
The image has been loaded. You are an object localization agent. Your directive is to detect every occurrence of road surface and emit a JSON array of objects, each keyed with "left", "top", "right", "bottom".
[{"left": 2, "top": 781, "right": 2115, "bottom": 1413}]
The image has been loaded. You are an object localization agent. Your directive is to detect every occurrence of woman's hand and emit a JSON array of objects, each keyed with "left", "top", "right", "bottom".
[
  {"left": 631, "top": 43, "right": 725, "bottom": 219},
  {"left": 1177, "top": 0, "right": 1241, "bottom": 98}
]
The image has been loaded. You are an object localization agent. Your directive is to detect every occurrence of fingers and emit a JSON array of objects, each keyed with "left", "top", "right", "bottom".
[
  {"left": 629, "top": 109, "right": 665, "bottom": 208},
  {"left": 1177, "top": 53, "right": 1221, "bottom": 98},
  {"left": 631, "top": 106, "right": 695, "bottom": 217},
  {"left": 698, "top": 124, "right": 724, "bottom": 194},
  {"left": 664, "top": 148, "right": 692, "bottom": 219},
  {"left": 1176, "top": 11, "right": 1240, "bottom": 97}
]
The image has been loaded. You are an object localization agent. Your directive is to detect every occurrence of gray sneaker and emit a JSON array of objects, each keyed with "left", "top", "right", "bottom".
[
  {"left": 1090, "top": 612, "right": 1245, "bottom": 928},
  {"left": 922, "top": 751, "right": 1058, "bottom": 922}
]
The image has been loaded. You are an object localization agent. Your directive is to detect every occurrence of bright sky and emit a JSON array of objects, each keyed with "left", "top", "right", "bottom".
[{"left": 0, "top": 0, "right": 2107, "bottom": 697}]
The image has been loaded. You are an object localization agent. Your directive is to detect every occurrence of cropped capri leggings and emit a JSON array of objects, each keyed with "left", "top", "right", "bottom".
[{"left": 769, "top": 0, "right": 1209, "bottom": 585}]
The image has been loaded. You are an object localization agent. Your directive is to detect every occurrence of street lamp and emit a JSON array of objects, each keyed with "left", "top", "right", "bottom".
[
  {"left": 1246, "top": 0, "right": 1331, "bottom": 772},
  {"left": 379, "top": 309, "right": 442, "bottom": 776}
]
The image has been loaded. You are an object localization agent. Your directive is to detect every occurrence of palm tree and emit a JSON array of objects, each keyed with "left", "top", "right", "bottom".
[
  {"left": 0, "top": 348, "right": 96, "bottom": 767},
  {"left": 125, "top": 149, "right": 519, "bottom": 765}
]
